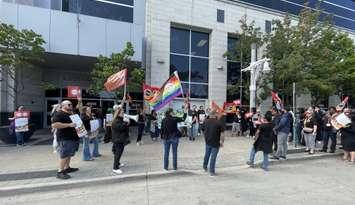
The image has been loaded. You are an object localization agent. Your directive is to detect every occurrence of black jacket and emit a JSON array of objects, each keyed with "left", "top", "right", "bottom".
[
  {"left": 254, "top": 122, "right": 274, "bottom": 154},
  {"left": 161, "top": 114, "right": 186, "bottom": 139},
  {"left": 111, "top": 117, "right": 130, "bottom": 144}
]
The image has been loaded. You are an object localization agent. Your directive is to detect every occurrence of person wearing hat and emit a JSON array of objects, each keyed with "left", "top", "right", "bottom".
[
  {"left": 202, "top": 110, "right": 225, "bottom": 176},
  {"left": 160, "top": 108, "right": 187, "bottom": 170}
]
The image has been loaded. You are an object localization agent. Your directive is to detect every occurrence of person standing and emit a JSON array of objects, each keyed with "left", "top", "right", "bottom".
[
  {"left": 51, "top": 104, "right": 61, "bottom": 153},
  {"left": 136, "top": 107, "right": 145, "bottom": 146},
  {"left": 231, "top": 111, "right": 241, "bottom": 137},
  {"left": 302, "top": 107, "right": 318, "bottom": 154},
  {"left": 111, "top": 106, "right": 130, "bottom": 174},
  {"left": 51, "top": 100, "right": 79, "bottom": 179},
  {"left": 247, "top": 111, "right": 274, "bottom": 171},
  {"left": 80, "top": 106, "right": 94, "bottom": 161},
  {"left": 202, "top": 110, "right": 225, "bottom": 176},
  {"left": 197, "top": 106, "right": 206, "bottom": 136},
  {"left": 150, "top": 110, "right": 159, "bottom": 141},
  {"left": 103, "top": 108, "right": 113, "bottom": 143},
  {"left": 340, "top": 109, "right": 355, "bottom": 162},
  {"left": 9, "top": 106, "right": 29, "bottom": 146},
  {"left": 271, "top": 108, "right": 291, "bottom": 160},
  {"left": 189, "top": 105, "right": 199, "bottom": 141},
  {"left": 271, "top": 107, "right": 281, "bottom": 153},
  {"left": 161, "top": 108, "right": 187, "bottom": 171},
  {"left": 321, "top": 106, "right": 337, "bottom": 153}
]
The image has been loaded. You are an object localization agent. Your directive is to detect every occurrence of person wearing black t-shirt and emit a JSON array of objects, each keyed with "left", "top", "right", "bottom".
[
  {"left": 51, "top": 100, "right": 79, "bottom": 180},
  {"left": 203, "top": 110, "right": 225, "bottom": 176},
  {"left": 80, "top": 106, "right": 93, "bottom": 161},
  {"left": 136, "top": 107, "right": 145, "bottom": 146},
  {"left": 189, "top": 105, "right": 199, "bottom": 141}
]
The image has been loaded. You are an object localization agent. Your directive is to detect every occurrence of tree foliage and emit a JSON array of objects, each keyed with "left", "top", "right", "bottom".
[
  {"left": 263, "top": 3, "right": 355, "bottom": 105},
  {"left": 224, "top": 15, "right": 263, "bottom": 104},
  {"left": 0, "top": 23, "right": 45, "bottom": 102},
  {"left": 90, "top": 42, "right": 145, "bottom": 98}
]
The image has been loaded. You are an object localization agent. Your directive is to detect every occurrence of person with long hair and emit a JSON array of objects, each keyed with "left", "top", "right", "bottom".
[
  {"left": 340, "top": 109, "right": 355, "bottom": 163},
  {"left": 51, "top": 104, "right": 61, "bottom": 153},
  {"left": 303, "top": 107, "right": 318, "bottom": 154},
  {"left": 161, "top": 108, "right": 187, "bottom": 170},
  {"left": 111, "top": 105, "right": 130, "bottom": 174},
  {"left": 136, "top": 107, "right": 145, "bottom": 146},
  {"left": 247, "top": 111, "right": 274, "bottom": 171},
  {"left": 80, "top": 106, "right": 94, "bottom": 161}
]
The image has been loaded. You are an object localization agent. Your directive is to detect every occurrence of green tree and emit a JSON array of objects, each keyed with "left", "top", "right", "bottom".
[
  {"left": 263, "top": 3, "right": 355, "bottom": 105},
  {"left": 0, "top": 23, "right": 45, "bottom": 106},
  {"left": 90, "top": 42, "right": 145, "bottom": 98},
  {"left": 224, "top": 15, "right": 263, "bottom": 104}
]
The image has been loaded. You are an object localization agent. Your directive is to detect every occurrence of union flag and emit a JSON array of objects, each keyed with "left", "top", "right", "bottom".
[{"left": 104, "top": 69, "right": 127, "bottom": 92}]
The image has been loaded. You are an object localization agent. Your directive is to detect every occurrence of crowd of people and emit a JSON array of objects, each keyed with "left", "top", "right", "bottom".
[{"left": 12, "top": 96, "right": 350, "bottom": 180}]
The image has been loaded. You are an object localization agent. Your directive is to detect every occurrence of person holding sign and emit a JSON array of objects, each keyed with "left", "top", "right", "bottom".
[
  {"left": 80, "top": 106, "right": 94, "bottom": 161},
  {"left": 103, "top": 108, "right": 114, "bottom": 143},
  {"left": 9, "top": 106, "right": 30, "bottom": 146},
  {"left": 51, "top": 100, "right": 79, "bottom": 180}
]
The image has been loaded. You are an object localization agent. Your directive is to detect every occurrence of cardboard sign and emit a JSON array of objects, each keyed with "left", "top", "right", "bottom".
[
  {"left": 67, "top": 86, "right": 81, "bottom": 98},
  {"left": 105, "top": 114, "right": 113, "bottom": 126},
  {"left": 14, "top": 111, "right": 30, "bottom": 132},
  {"left": 90, "top": 119, "right": 100, "bottom": 132},
  {"left": 69, "top": 114, "right": 87, "bottom": 137}
]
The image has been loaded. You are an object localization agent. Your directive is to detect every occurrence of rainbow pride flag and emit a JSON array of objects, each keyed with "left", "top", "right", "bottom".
[{"left": 152, "top": 71, "right": 183, "bottom": 111}]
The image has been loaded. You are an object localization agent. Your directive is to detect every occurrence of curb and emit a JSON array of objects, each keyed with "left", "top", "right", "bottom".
[
  {"left": 0, "top": 152, "right": 342, "bottom": 197},
  {"left": 0, "top": 170, "right": 193, "bottom": 197}
]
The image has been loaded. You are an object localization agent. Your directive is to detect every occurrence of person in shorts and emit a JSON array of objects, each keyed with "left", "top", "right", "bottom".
[{"left": 51, "top": 100, "right": 80, "bottom": 179}]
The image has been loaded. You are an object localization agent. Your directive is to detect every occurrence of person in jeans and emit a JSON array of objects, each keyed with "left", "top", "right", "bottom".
[
  {"left": 51, "top": 100, "right": 80, "bottom": 180},
  {"left": 197, "top": 106, "right": 206, "bottom": 136},
  {"left": 136, "top": 107, "right": 145, "bottom": 146},
  {"left": 247, "top": 111, "right": 274, "bottom": 171},
  {"left": 303, "top": 107, "right": 318, "bottom": 154},
  {"left": 111, "top": 105, "right": 130, "bottom": 174},
  {"left": 271, "top": 108, "right": 281, "bottom": 152},
  {"left": 321, "top": 106, "right": 337, "bottom": 153},
  {"left": 9, "top": 106, "right": 28, "bottom": 146},
  {"left": 189, "top": 105, "right": 199, "bottom": 141},
  {"left": 160, "top": 108, "right": 187, "bottom": 170},
  {"left": 202, "top": 110, "right": 225, "bottom": 176},
  {"left": 80, "top": 106, "right": 94, "bottom": 161},
  {"left": 271, "top": 108, "right": 291, "bottom": 160}
]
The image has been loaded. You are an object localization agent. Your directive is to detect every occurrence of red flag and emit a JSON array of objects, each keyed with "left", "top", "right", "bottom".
[
  {"left": 67, "top": 86, "right": 81, "bottom": 98},
  {"left": 104, "top": 69, "right": 127, "bottom": 92},
  {"left": 211, "top": 101, "right": 224, "bottom": 114},
  {"left": 223, "top": 102, "right": 237, "bottom": 113},
  {"left": 271, "top": 91, "right": 283, "bottom": 110}
]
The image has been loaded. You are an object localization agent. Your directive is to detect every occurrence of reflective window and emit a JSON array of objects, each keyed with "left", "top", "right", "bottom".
[
  {"left": 227, "top": 62, "right": 241, "bottom": 85},
  {"left": 217, "top": 9, "right": 225, "bottom": 23},
  {"left": 170, "top": 27, "right": 209, "bottom": 99},
  {"left": 190, "top": 84, "right": 208, "bottom": 99},
  {"left": 191, "top": 57, "right": 208, "bottom": 83},
  {"left": 191, "top": 31, "right": 209, "bottom": 57},
  {"left": 227, "top": 37, "right": 238, "bottom": 61},
  {"left": 265, "top": 20, "right": 272, "bottom": 34},
  {"left": 170, "top": 28, "right": 190, "bottom": 55},
  {"left": 170, "top": 55, "right": 189, "bottom": 82}
]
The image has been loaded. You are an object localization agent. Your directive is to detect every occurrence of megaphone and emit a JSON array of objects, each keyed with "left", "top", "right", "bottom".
[{"left": 124, "top": 114, "right": 139, "bottom": 122}]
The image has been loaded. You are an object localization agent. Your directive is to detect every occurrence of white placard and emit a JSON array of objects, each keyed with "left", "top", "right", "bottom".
[
  {"left": 332, "top": 113, "right": 352, "bottom": 130},
  {"left": 199, "top": 114, "right": 206, "bottom": 122},
  {"left": 69, "top": 114, "right": 87, "bottom": 137},
  {"left": 15, "top": 118, "right": 29, "bottom": 132},
  {"left": 90, "top": 119, "right": 100, "bottom": 132},
  {"left": 106, "top": 114, "right": 113, "bottom": 126}
]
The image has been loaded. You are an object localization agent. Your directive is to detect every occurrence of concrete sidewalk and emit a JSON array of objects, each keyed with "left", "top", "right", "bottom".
[{"left": 0, "top": 130, "right": 342, "bottom": 194}]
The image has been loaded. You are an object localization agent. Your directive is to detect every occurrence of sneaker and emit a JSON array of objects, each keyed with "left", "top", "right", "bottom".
[
  {"left": 93, "top": 154, "right": 102, "bottom": 158},
  {"left": 270, "top": 156, "right": 279, "bottom": 160},
  {"left": 119, "top": 163, "right": 125, "bottom": 168},
  {"left": 329, "top": 150, "right": 335, "bottom": 153},
  {"left": 320, "top": 149, "right": 327, "bottom": 152},
  {"left": 64, "top": 167, "right": 79, "bottom": 173},
  {"left": 112, "top": 169, "right": 123, "bottom": 174},
  {"left": 209, "top": 173, "right": 216, "bottom": 177},
  {"left": 246, "top": 161, "right": 255, "bottom": 167},
  {"left": 57, "top": 171, "right": 71, "bottom": 179},
  {"left": 203, "top": 167, "right": 208, "bottom": 172},
  {"left": 279, "top": 156, "right": 287, "bottom": 160}
]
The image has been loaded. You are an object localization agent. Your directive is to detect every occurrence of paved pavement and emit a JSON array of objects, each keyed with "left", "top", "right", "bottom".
[
  {"left": 1, "top": 157, "right": 354, "bottom": 205},
  {"left": 0, "top": 129, "right": 342, "bottom": 193}
]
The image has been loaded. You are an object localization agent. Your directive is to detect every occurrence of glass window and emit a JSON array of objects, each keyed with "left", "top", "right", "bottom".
[
  {"left": 191, "top": 31, "right": 209, "bottom": 57},
  {"left": 191, "top": 57, "right": 208, "bottom": 83},
  {"left": 217, "top": 9, "right": 225, "bottom": 23},
  {"left": 170, "top": 55, "right": 189, "bottom": 82},
  {"left": 227, "top": 62, "right": 241, "bottom": 85},
  {"left": 227, "top": 37, "right": 238, "bottom": 61},
  {"left": 107, "top": 0, "right": 134, "bottom": 6},
  {"left": 265, "top": 20, "right": 272, "bottom": 34},
  {"left": 45, "top": 88, "right": 61, "bottom": 97},
  {"left": 190, "top": 84, "right": 208, "bottom": 99},
  {"left": 170, "top": 28, "right": 190, "bottom": 55},
  {"left": 170, "top": 27, "right": 209, "bottom": 99}
]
